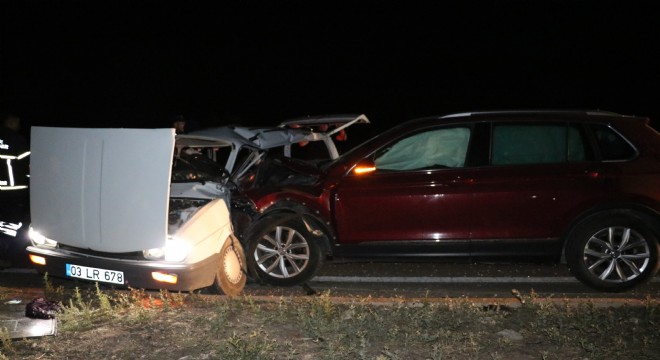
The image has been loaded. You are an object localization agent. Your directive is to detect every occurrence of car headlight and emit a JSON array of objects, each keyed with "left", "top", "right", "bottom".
[
  {"left": 143, "top": 237, "right": 191, "bottom": 262},
  {"left": 28, "top": 227, "right": 58, "bottom": 248}
]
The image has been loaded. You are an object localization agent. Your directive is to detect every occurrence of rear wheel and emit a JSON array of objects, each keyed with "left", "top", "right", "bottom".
[
  {"left": 209, "top": 235, "right": 247, "bottom": 297},
  {"left": 247, "top": 215, "right": 324, "bottom": 286},
  {"left": 566, "top": 212, "right": 659, "bottom": 292}
]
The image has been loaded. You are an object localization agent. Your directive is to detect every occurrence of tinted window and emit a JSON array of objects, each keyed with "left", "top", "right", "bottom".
[
  {"left": 375, "top": 127, "right": 471, "bottom": 171},
  {"left": 492, "top": 123, "right": 592, "bottom": 165},
  {"left": 493, "top": 124, "right": 565, "bottom": 165},
  {"left": 567, "top": 125, "right": 593, "bottom": 162},
  {"left": 591, "top": 124, "right": 637, "bottom": 161}
]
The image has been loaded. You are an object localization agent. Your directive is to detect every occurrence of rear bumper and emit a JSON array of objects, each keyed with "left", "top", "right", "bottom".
[{"left": 26, "top": 246, "right": 217, "bottom": 292}]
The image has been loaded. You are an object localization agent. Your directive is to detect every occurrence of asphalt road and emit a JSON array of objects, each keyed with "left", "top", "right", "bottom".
[
  {"left": 4, "top": 260, "right": 658, "bottom": 302},
  {"left": 254, "top": 260, "right": 660, "bottom": 300}
]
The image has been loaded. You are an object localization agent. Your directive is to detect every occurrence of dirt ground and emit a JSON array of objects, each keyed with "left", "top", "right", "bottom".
[{"left": 2, "top": 282, "right": 660, "bottom": 360}]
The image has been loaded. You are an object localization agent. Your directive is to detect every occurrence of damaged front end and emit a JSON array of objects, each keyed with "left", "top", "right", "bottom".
[{"left": 26, "top": 127, "right": 245, "bottom": 294}]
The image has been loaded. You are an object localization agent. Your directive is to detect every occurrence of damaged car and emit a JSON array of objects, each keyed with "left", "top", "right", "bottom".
[
  {"left": 235, "top": 110, "right": 660, "bottom": 292},
  {"left": 25, "top": 114, "right": 369, "bottom": 294},
  {"left": 26, "top": 127, "right": 247, "bottom": 295},
  {"left": 185, "top": 114, "right": 370, "bottom": 286}
]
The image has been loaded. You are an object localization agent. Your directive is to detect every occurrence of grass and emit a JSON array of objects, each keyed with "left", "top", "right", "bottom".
[
  {"left": 2, "top": 277, "right": 660, "bottom": 359},
  {"left": 0, "top": 328, "right": 14, "bottom": 360}
]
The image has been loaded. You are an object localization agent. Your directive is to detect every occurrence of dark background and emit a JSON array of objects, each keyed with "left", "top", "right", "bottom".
[{"left": 1, "top": 1, "right": 659, "bottom": 139}]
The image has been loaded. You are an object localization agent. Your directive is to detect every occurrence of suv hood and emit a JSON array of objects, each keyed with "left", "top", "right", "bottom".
[{"left": 30, "top": 127, "right": 175, "bottom": 252}]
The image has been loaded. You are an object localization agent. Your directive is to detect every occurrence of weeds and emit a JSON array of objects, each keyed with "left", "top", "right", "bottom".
[
  {"left": 58, "top": 287, "right": 99, "bottom": 331},
  {"left": 210, "top": 299, "right": 231, "bottom": 333},
  {"left": 95, "top": 282, "right": 113, "bottom": 313},
  {"left": 5, "top": 281, "right": 660, "bottom": 359},
  {"left": 0, "top": 328, "right": 14, "bottom": 359},
  {"left": 42, "top": 272, "right": 64, "bottom": 301},
  {"left": 223, "top": 330, "right": 278, "bottom": 359}
]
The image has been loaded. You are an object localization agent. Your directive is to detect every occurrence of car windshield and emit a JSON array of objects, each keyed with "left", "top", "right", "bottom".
[{"left": 172, "top": 149, "right": 228, "bottom": 183}]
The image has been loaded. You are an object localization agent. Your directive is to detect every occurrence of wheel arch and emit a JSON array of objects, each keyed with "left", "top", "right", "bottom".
[
  {"left": 246, "top": 200, "right": 335, "bottom": 258},
  {"left": 560, "top": 203, "right": 660, "bottom": 262}
]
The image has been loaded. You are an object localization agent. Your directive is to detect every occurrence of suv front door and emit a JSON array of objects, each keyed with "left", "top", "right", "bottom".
[{"left": 332, "top": 126, "right": 475, "bottom": 256}]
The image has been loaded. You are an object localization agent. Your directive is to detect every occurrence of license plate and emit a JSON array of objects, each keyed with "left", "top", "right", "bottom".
[{"left": 66, "top": 264, "right": 125, "bottom": 285}]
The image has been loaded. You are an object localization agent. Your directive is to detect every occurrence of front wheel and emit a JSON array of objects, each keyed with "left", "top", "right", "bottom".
[
  {"left": 247, "top": 216, "right": 324, "bottom": 286},
  {"left": 566, "top": 212, "right": 660, "bottom": 292},
  {"left": 209, "top": 235, "right": 247, "bottom": 297}
]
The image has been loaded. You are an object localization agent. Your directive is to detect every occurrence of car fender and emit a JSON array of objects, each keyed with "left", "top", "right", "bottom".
[
  {"left": 173, "top": 198, "right": 234, "bottom": 264},
  {"left": 559, "top": 202, "right": 660, "bottom": 263},
  {"left": 247, "top": 199, "right": 334, "bottom": 256}
]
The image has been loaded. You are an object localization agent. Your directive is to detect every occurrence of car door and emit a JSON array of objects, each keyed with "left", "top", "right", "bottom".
[
  {"left": 468, "top": 121, "right": 604, "bottom": 256},
  {"left": 332, "top": 125, "right": 475, "bottom": 255}
]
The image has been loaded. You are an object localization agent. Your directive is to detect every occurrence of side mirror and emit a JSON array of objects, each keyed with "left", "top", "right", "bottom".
[{"left": 353, "top": 160, "right": 376, "bottom": 175}]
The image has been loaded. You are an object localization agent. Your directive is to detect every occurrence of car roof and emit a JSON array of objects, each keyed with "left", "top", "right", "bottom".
[
  {"left": 398, "top": 110, "right": 643, "bottom": 128},
  {"left": 440, "top": 109, "right": 626, "bottom": 119},
  {"left": 280, "top": 113, "right": 370, "bottom": 127},
  {"left": 180, "top": 126, "right": 314, "bottom": 150},
  {"left": 180, "top": 114, "right": 370, "bottom": 150}
]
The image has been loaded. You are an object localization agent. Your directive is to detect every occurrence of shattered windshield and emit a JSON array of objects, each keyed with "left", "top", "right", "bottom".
[{"left": 172, "top": 149, "right": 228, "bottom": 183}]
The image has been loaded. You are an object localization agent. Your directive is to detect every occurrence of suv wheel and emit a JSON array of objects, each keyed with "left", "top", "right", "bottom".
[
  {"left": 209, "top": 235, "right": 247, "bottom": 297},
  {"left": 247, "top": 215, "right": 323, "bottom": 286},
  {"left": 566, "top": 212, "right": 660, "bottom": 292}
]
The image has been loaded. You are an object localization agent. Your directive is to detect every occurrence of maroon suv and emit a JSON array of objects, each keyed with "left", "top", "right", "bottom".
[{"left": 237, "top": 110, "right": 660, "bottom": 292}]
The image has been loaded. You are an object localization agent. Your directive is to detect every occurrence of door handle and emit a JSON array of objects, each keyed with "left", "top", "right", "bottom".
[
  {"left": 584, "top": 170, "right": 600, "bottom": 179},
  {"left": 450, "top": 177, "right": 476, "bottom": 185}
]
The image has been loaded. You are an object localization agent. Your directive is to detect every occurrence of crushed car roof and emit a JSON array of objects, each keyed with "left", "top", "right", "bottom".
[
  {"left": 183, "top": 126, "right": 315, "bottom": 150},
  {"left": 181, "top": 114, "right": 369, "bottom": 150}
]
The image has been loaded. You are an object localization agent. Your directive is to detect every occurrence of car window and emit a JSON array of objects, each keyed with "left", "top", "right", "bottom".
[
  {"left": 590, "top": 124, "right": 637, "bottom": 161},
  {"left": 172, "top": 150, "right": 227, "bottom": 183},
  {"left": 289, "top": 140, "right": 331, "bottom": 161},
  {"left": 211, "top": 146, "right": 232, "bottom": 169},
  {"left": 492, "top": 124, "right": 566, "bottom": 165},
  {"left": 567, "top": 125, "right": 592, "bottom": 162},
  {"left": 492, "top": 123, "right": 593, "bottom": 165},
  {"left": 233, "top": 147, "right": 265, "bottom": 188},
  {"left": 374, "top": 127, "right": 471, "bottom": 171}
]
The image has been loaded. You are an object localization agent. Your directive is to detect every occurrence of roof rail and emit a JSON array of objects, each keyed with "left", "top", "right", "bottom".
[{"left": 441, "top": 109, "right": 624, "bottom": 119}]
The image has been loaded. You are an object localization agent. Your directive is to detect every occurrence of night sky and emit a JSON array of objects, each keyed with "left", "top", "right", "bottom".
[{"left": 2, "top": 2, "right": 659, "bottom": 139}]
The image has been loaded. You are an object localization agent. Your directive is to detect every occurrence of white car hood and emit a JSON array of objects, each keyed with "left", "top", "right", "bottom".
[{"left": 30, "top": 127, "right": 175, "bottom": 253}]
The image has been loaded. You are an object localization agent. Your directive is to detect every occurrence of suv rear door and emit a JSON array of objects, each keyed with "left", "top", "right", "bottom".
[{"left": 468, "top": 121, "right": 605, "bottom": 257}]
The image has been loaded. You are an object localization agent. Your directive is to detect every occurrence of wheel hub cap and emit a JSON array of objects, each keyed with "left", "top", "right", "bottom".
[
  {"left": 583, "top": 226, "right": 650, "bottom": 283},
  {"left": 254, "top": 225, "right": 310, "bottom": 279},
  {"left": 223, "top": 246, "right": 243, "bottom": 284}
]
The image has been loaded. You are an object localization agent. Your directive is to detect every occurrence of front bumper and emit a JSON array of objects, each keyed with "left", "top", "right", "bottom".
[{"left": 26, "top": 246, "right": 218, "bottom": 292}]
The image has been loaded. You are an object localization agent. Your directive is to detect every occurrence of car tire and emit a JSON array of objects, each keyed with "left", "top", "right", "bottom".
[
  {"left": 247, "top": 215, "right": 324, "bottom": 286},
  {"left": 566, "top": 212, "right": 660, "bottom": 292},
  {"left": 210, "top": 235, "right": 247, "bottom": 297}
]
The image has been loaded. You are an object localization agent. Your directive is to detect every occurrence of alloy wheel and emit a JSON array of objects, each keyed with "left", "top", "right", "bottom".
[
  {"left": 254, "top": 225, "right": 310, "bottom": 279},
  {"left": 583, "top": 226, "right": 650, "bottom": 283}
]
